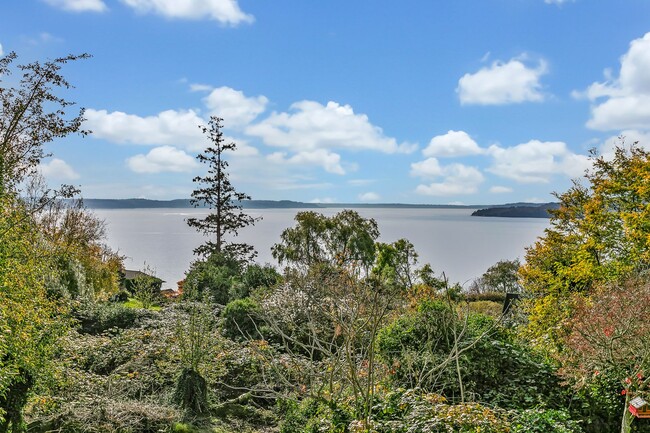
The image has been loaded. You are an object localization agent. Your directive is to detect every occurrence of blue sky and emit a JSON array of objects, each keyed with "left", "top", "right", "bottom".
[{"left": 3, "top": 0, "right": 650, "bottom": 204}]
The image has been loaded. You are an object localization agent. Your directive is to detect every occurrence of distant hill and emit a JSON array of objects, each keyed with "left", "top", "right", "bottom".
[
  {"left": 82, "top": 199, "right": 321, "bottom": 209},
  {"left": 471, "top": 203, "right": 560, "bottom": 218},
  {"left": 81, "top": 198, "right": 554, "bottom": 211}
]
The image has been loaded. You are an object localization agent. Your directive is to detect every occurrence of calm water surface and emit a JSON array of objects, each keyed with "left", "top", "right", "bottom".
[{"left": 93, "top": 208, "right": 549, "bottom": 289}]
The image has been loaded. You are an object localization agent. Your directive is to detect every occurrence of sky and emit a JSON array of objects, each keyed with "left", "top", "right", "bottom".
[{"left": 2, "top": 0, "right": 650, "bottom": 204}]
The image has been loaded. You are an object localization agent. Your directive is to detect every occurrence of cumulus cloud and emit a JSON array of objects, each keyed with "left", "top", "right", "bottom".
[
  {"left": 87, "top": 91, "right": 414, "bottom": 180},
  {"left": 582, "top": 33, "right": 650, "bottom": 131},
  {"left": 359, "top": 192, "right": 380, "bottom": 202},
  {"left": 119, "top": 0, "right": 253, "bottom": 25},
  {"left": 267, "top": 149, "right": 347, "bottom": 175},
  {"left": 42, "top": 0, "right": 107, "bottom": 12},
  {"left": 203, "top": 86, "right": 268, "bottom": 127},
  {"left": 487, "top": 140, "right": 590, "bottom": 183},
  {"left": 246, "top": 100, "right": 417, "bottom": 154},
  {"left": 85, "top": 108, "right": 207, "bottom": 151},
  {"left": 412, "top": 161, "right": 484, "bottom": 196},
  {"left": 457, "top": 57, "right": 548, "bottom": 105},
  {"left": 86, "top": 107, "right": 259, "bottom": 156},
  {"left": 423, "top": 130, "right": 483, "bottom": 157},
  {"left": 410, "top": 157, "right": 443, "bottom": 179},
  {"left": 39, "top": 158, "right": 80, "bottom": 180},
  {"left": 127, "top": 146, "right": 199, "bottom": 173}
]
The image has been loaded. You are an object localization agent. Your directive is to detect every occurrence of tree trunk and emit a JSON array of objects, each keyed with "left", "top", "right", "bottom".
[{"left": 621, "top": 392, "right": 632, "bottom": 433}]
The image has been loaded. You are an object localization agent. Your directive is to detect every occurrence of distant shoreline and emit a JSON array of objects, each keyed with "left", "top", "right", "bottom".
[{"left": 81, "top": 198, "right": 555, "bottom": 211}]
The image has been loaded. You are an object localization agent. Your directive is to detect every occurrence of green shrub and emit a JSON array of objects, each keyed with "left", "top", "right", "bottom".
[
  {"left": 221, "top": 298, "right": 263, "bottom": 341},
  {"left": 278, "top": 398, "right": 352, "bottom": 433},
  {"left": 511, "top": 408, "right": 583, "bottom": 433},
  {"left": 110, "top": 289, "right": 130, "bottom": 302},
  {"left": 378, "top": 300, "right": 567, "bottom": 409},
  {"left": 183, "top": 253, "right": 241, "bottom": 304},
  {"left": 172, "top": 422, "right": 196, "bottom": 432},
  {"left": 468, "top": 300, "right": 503, "bottom": 317},
  {"left": 74, "top": 302, "right": 153, "bottom": 334},
  {"left": 28, "top": 398, "right": 179, "bottom": 433},
  {"left": 229, "top": 264, "right": 281, "bottom": 300}
]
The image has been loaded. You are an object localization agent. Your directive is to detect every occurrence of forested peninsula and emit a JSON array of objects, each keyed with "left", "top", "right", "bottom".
[{"left": 471, "top": 203, "right": 560, "bottom": 218}]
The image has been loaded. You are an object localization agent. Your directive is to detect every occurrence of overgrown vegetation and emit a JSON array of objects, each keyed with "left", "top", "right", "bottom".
[{"left": 4, "top": 50, "right": 650, "bottom": 433}]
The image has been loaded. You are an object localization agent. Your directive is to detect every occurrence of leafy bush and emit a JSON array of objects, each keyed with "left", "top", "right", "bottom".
[
  {"left": 467, "top": 300, "right": 503, "bottom": 317},
  {"left": 378, "top": 300, "right": 567, "bottom": 409},
  {"left": 364, "top": 389, "right": 510, "bottom": 433},
  {"left": 221, "top": 297, "right": 264, "bottom": 341},
  {"left": 511, "top": 408, "right": 583, "bottom": 433},
  {"left": 74, "top": 302, "right": 153, "bottom": 334},
  {"left": 110, "top": 289, "right": 130, "bottom": 303},
  {"left": 183, "top": 253, "right": 241, "bottom": 304},
  {"left": 229, "top": 264, "right": 281, "bottom": 301},
  {"left": 27, "top": 398, "right": 179, "bottom": 433},
  {"left": 278, "top": 398, "right": 352, "bottom": 433}
]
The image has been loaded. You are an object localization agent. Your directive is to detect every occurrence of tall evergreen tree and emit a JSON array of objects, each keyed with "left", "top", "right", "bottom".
[{"left": 187, "top": 116, "right": 258, "bottom": 261}]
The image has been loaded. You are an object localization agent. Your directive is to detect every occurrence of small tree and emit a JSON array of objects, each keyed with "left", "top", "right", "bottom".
[
  {"left": 271, "top": 210, "right": 379, "bottom": 276},
  {"left": 0, "top": 51, "right": 90, "bottom": 197},
  {"left": 559, "top": 277, "right": 650, "bottom": 433},
  {"left": 187, "top": 116, "right": 258, "bottom": 261},
  {"left": 470, "top": 259, "right": 521, "bottom": 294},
  {"left": 130, "top": 264, "right": 161, "bottom": 309}
]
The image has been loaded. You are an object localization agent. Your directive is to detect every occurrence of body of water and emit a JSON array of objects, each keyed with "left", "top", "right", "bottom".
[{"left": 93, "top": 207, "right": 550, "bottom": 289}]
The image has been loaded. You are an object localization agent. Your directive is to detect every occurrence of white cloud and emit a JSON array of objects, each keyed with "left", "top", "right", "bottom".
[
  {"left": 43, "top": 0, "right": 107, "bottom": 12},
  {"left": 489, "top": 186, "right": 513, "bottom": 194},
  {"left": 410, "top": 157, "right": 443, "bottom": 179},
  {"left": 85, "top": 107, "right": 259, "bottom": 157},
  {"left": 127, "top": 146, "right": 199, "bottom": 173},
  {"left": 545, "top": 0, "right": 574, "bottom": 4},
  {"left": 487, "top": 140, "right": 590, "bottom": 183},
  {"left": 203, "top": 86, "right": 268, "bottom": 128},
  {"left": 583, "top": 33, "right": 650, "bottom": 131},
  {"left": 358, "top": 192, "right": 380, "bottom": 202},
  {"left": 423, "top": 130, "right": 483, "bottom": 157},
  {"left": 85, "top": 108, "right": 207, "bottom": 151},
  {"left": 310, "top": 197, "right": 336, "bottom": 204},
  {"left": 267, "top": 149, "right": 346, "bottom": 175},
  {"left": 119, "top": 0, "right": 253, "bottom": 25},
  {"left": 39, "top": 158, "right": 80, "bottom": 180},
  {"left": 412, "top": 162, "right": 484, "bottom": 196},
  {"left": 457, "top": 57, "right": 548, "bottom": 105},
  {"left": 0, "top": 43, "right": 3, "bottom": 56},
  {"left": 246, "top": 100, "right": 417, "bottom": 154},
  {"left": 190, "top": 83, "right": 213, "bottom": 92}
]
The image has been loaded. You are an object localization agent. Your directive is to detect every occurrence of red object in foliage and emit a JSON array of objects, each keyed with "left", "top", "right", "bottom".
[
  {"left": 629, "top": 397, "right": 650, "bottom": 419},
  {"left": 622, "top": 389, "right": 627, "bottom": 395}
]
